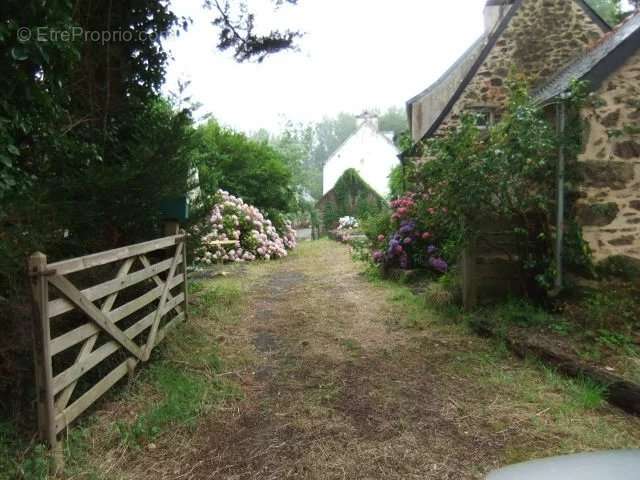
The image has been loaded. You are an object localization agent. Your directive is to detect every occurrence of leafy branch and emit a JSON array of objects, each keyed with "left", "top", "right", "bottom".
[{"left": 206, "top": 0, "right": 303, "bottom": 62}]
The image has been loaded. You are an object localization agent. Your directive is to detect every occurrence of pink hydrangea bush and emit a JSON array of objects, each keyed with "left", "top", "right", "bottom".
[{"left": 193, "top": 190, "right": 296, "bottom": 264}]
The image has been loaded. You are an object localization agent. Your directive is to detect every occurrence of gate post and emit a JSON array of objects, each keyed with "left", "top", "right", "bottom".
[
  {"left": 28, "top": 252, "right": 63, "bottom": 473},
  {"left": 180, "top": 229, "right": 189, "bottom": 321}
]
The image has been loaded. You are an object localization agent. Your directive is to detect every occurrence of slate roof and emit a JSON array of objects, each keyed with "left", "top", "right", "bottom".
[
  {"left": 535, "top": 12, "right": 640, "bottom": 104},
  {"left": 406, "top": 36, "right": 486, "bottom": 141}
]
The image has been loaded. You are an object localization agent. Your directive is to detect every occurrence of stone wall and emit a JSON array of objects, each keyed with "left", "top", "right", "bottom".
[
  {"left": 576, "top": 48, "right": 640, "bottom": 261},
  {"left": 437, "top": 0, "right": 604, "bottom": 133}
]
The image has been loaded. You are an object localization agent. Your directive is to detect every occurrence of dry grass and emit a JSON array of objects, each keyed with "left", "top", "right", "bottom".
[{"left": 20, "top": 239, "right": 640, "bottom": 479}]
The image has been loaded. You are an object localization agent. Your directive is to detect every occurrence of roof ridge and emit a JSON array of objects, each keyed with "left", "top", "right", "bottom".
[
  {"left": 325, "top": 119, "right": 399, "bottom": 166},
  {"left": 534, "top": 11, "right": 640, "bottom": 103},
  {"left": 404, "top": 0, "right": 524, "bottom": 155},
  {"left": 406, "top": 35, "right": 487, "bottom": 106}
]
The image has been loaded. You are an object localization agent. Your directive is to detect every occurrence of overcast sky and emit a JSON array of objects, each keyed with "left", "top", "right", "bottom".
[
  {"left": 163, "top": 0, "right": 489, "bottom": 134},
  {"left": 164, "top": 1, "right": 635, "bottom": 134}
]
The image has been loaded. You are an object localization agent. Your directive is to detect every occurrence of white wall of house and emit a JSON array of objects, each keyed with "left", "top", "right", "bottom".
[{"left": 322, "top": 116, "right": 400, "bottom": 198}]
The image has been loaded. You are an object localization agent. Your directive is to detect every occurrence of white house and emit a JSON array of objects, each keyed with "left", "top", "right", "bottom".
[{"left": 322, "top": 112, "right": 400, "bottom": 198}]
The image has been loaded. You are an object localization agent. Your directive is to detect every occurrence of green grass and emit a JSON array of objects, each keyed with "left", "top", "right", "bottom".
[
  {"left": 1, "top": 274, "right": 249, "bottom": 478},
  {"left": 114, "top": 278, "right": 245, "bottom": 448},
  {"left": 359, "top": 268, "right": 637, "bottom": 465},
  {"left": 340, "top": 338, "right": 362, "bottom": 356},
  {"left": 116, "top": 360, "right": 240, "bottom": 447},
  {"left": 0, "top": 421, "right": 50, "bottom": 480},
  {"left": 190, "top": 280, "right": 243, "bottom": 323},
  {"left": 380, "top": 281, "right": 436, "bottom": 329}
]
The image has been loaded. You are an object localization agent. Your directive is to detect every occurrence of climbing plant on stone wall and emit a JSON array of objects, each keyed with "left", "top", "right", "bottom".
[
  {"left": 319, "top": 169, "right": 385, "bottom": 230},
  {"left": 407, "top": 79, "right": 591, "bottom": 296}
]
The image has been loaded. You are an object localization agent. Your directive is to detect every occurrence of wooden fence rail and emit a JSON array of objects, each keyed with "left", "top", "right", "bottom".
[{"left": 28, "top": 233, "right": 188, "bottom": 469}]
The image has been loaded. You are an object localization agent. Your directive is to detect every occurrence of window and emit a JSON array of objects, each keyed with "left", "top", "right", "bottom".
[{"left": 468, "top": 107, "right": 496, "bottom": 129}]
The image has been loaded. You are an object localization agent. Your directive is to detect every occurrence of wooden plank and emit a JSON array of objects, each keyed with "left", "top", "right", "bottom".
[
  {"left": 109, "top": 273, "right": 183, "bottom": 321},
  {"left": 54, "top": 359, "right": 132, "bottom": 433},
  {"left": 28, "top": 253, "right": 58, "bottom": 454},
  {"left": 48, "top": 275, "right": 145, "bottom": 361},
  {"left": 139, "top": 255, "right": 183, "bottom": 315},
  {"left": 144, "top": 242, "right": 184, "bottom": 360},
  {"left": 52, "top": 294, "right": 184, "bottom": 394},
  {"left": 49, "top": 273, "right": 184, "bottom": 356},
  {"left": 49, "top": 255, "right": 182, "bottom": 318},
  {"left": 48, "top": 234, "right": 185, "bottom": 276},
  {"left": 55, "top": 258, "right": 135, "bottom": 410},
  {"left": 181, "top": 229, "right": 189, "bottom": 321}
]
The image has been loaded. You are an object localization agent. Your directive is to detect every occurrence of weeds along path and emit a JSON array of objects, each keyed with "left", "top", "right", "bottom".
[{"left": 96, "top": 240, "right": 640, "bottom": 480}]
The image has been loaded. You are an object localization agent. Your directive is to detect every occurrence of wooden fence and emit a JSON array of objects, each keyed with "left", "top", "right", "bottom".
[{"left": 28, "top": 233, "right": 188, "bottom": 466}]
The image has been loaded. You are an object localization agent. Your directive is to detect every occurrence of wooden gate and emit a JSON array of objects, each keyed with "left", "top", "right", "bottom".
[{"left": 28, "top": 233, "right": 188, "bottom": 462}]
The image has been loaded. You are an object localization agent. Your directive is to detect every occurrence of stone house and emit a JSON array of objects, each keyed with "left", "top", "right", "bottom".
[
  {"left": 405, "top": 0, "right": 640, "bottom": 262},
  {"left": 534, "top": 13, "right": 640, "bottom": 261},
  {"left": 323, "top": 112, "right": 400, "bottom": 198}
]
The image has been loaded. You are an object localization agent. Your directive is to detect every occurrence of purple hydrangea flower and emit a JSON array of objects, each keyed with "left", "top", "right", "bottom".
[
  {"left": 399, "top": 221, "right": 416, "bottom": 236},
  {"left": 427, "top": 245, "right": 438, "bottom": 255},
  {"left": 429, "top": 257, "right": 448, "bottom": 273}
]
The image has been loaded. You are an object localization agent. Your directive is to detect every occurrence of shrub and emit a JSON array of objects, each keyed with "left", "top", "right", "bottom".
[
  {"left": 369, "top": 193, "right": 449, "bottom": 274},
  {"left": 193, "top": 120, "right": 296, "bottom": 214},
  {"left": 596, "top": 255, "right": 640, "bottom": 281},
  {"left": 193, "top": 190, "right": 296, "bottom": 264},
  {"left": 405, "top": 79, "right": 592, "bottom": 295}
]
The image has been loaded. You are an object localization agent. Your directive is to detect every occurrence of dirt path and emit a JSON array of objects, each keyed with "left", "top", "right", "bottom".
[{"left": 119, "top": 240, "right": 640, "bottom": 480}]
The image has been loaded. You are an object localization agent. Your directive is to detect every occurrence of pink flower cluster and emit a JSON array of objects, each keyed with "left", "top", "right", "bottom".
[
  {"left": 390, "top": 195, "right": 416, "bottom": 220},
  {"left": 194, "top": 190, "right": 296, "bottom": 264}
]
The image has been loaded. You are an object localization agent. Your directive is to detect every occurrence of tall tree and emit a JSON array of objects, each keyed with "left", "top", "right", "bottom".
[
  {"left": 194, "top": 119, "right": 295, "bottom": 213},
  {"left": 378, "top": 106, "right": 409, "bottom": 140},
  {"left": 0, "top": 0, "right": 304, "bottom": 421}
]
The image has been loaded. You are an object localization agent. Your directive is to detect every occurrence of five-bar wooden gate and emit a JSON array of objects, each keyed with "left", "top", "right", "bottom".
[{"left": 28, "top": 233, "right": 188, "bottom": 466}]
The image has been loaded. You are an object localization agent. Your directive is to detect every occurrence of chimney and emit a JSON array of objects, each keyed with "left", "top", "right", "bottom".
[
  {"left": 484, "top": 0, "right": 513, "bottom": 34},
  {"left": 356, "top": 111, "right": 379, "bottom": 131}
]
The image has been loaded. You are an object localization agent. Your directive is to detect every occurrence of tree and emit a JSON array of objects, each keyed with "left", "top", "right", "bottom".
[
  {"left": 270, "top": 123, "right": 315, "bottom": 199},
  {"left": 194, "top": 120, "right": 295, "bottom": 213},
  {"left": 378, "top": 106, "right": 409, "bottom": 141},
  {"left": 206, "top": 0, "right": 302, "bottom": 62},
  {"left": 0, "top": 0, "right": 304, "bottom": 423}
]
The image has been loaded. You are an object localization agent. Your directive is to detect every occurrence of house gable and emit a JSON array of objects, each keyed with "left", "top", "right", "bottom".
[
  {"left": 407, "top": 36, "right": 486, "bottom": 142},
  {"left": 434, "top": 0, "right": 608, "bottom": 136},
  {"left": 322, "top": 121, "right": 400, "bottom": 198},
  {"left": 405, "top": 0, "right": 610, "bottom": 153}
]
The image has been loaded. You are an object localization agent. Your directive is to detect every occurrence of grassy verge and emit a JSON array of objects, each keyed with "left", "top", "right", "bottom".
[
  {"left": 366, "top": 273, "right": 640, "bottom": 461},
  {"left": 0, "top": 273, "right": 248, "bottom": 479}
]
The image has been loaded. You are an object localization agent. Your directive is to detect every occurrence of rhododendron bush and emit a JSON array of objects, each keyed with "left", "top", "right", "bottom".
[
  {"left": 369, "top": 193, "right": 449, "bottom": 273},
  {"left": 193, "top": 190, "right": 296, "bottom": 264}
]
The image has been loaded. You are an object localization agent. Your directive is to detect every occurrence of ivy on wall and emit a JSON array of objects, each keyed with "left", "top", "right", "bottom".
[{"left": 318, "top": 169, "right": 385, "bottom": 230}]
